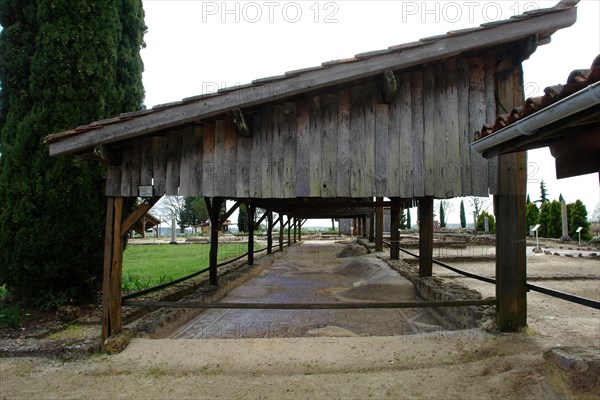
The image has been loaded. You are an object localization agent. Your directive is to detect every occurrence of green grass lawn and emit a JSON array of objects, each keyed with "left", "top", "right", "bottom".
[{"left": 122, "top": 243, "right": 254, "bottom": 292}]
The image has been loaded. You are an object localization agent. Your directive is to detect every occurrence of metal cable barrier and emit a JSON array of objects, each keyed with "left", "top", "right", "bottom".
[
  {"left": 122, "top": 244, "right": 274, "bottom": 301},
  {"left": 383, "top": 241, "right": 600, "bottom": 310}
]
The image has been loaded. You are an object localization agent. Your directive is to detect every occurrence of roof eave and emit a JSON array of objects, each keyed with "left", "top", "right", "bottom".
[{"left": 48, "top": 6, "right": 578, "bottom": 157}]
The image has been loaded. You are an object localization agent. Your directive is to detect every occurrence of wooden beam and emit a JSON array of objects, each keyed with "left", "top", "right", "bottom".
[
  {"left": 496, "top": 65, "right": 527, "bottom": 332},
  {"left": 266, "top": 211, "right": 273, "bottom": 255},
  {"left": 293, "top": 217, "right": 297, "bottom": 243},
  {"left": 102, "top": 198, "right": 115, "bottom": 344},
  {"left": 390, "top": 199, "right": 400, "bottom": 260},
  {"left": 279, "top": 214, "right": 284, "bottom": 251},
  {"left": 369, "top": 213, "right": 375, "bottom": 242},
  {"left": 253, "top": 211, "right": 268, "bottom": 229},
  {"left": 48, "top": 8, "right": 578, "bottom": 156},
  {"left": 232, "top": 108, "right": 251, "bottom": 136},
  {"left": 418, "top": 197, "right": 434, "bottom": 277},
  {"left": 375, "top": 199, "right": 384, "bottom": 252},
  {"left": 207, "top": 197, "right": 223, "bottom": 285},
  {"left": 102, "top": 197, "right": 124, "bottom": 344},
  {"left": 287, "top": 217, "right": 291, "bottom": 246},
  {"left": 248, "top": 204, "right": 255, "bottom": 266},
  {"left": 219, "top": 200, "right": 241, "bottom": 225},
  {"left": 120, "top": 197, "right": 161, "bottom": 236}
]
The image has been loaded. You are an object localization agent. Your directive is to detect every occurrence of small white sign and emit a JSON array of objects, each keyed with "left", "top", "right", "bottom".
[
  {"left": 576, "top": 227, "right": 583, "bottom": 233},
  {"left": 531, "top": 224, "right": 541, "bottom": 232}
]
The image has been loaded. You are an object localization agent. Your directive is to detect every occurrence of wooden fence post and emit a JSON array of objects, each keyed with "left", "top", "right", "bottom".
[
  {"left": 267, "top": 211, "right": 273, "bottom": 255},
  {"left": 248, "top": 204, "right": 255, "bottom": 266}
]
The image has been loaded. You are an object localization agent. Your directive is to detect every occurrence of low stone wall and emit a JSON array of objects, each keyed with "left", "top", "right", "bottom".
[{"left": 380, "top": 256, "right": 495, "bottom": 330}]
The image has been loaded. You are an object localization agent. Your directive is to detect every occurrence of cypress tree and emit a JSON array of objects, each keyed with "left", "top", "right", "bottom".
[
  {"left": 568, "top": 200, "right": 591, "bottom": 241},
  {"left": 439, "top": 203, "right": 446, "bottom": 228},
  {"left": 526, "top": 202, "right": 540, "bottom": 235},
  {"left": 237, "top": 204, "right": 248, "bottom": 233},
  {"left": 460, "top": 200, "right": 466, "bottom": 229},
  {"left": 0, "top": 0, "right": 145, "bottom": 307},
  {"left": 406, "top": 209, "right": 411, "bottom": 230}
]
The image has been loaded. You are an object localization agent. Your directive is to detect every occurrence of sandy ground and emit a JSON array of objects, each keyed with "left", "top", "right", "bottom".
[{"left": 1, "top": 241, "right": 598, "bottom": 400}]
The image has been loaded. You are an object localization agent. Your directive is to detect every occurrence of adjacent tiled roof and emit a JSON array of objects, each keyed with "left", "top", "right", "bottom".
[
  {"left": 45, "top": 0, "right": 579, "bottom": 155},
  {"left": 474, "top": 54, "right": 600, "bottom": 141}
]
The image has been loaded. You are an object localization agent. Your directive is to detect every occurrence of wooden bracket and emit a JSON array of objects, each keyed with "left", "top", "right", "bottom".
[
  {"left": 219, "top": 200, "right": 241, "bottom": 225},
  {"left": 233, "top": 108, "right": 251, "bottom": 136},
  {"left": 120, "top": 197, "right": 161, "bottom": 237},
  {"left": 94, "top": 144, "right": 121, "bottom": 166},
  {"left": 382, "top": 71, "right": 398, "bottom": 103}
]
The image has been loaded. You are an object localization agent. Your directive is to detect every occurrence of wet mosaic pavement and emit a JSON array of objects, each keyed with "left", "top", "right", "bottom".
[{"left": 173, "top": 242, "right": 445, "bottom": 340}]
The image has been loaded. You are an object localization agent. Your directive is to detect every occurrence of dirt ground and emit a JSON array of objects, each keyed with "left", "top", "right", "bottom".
[{"left": 1, "top": 240, "right": 598, "bottom": 400}]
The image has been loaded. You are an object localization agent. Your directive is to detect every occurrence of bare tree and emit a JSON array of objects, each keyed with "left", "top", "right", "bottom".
[
  {"left": 151, "top": 196, "right": 185, "bottom": 231},
  {"left": 468, "top": 196, "right": 490, "bottom": 219}
]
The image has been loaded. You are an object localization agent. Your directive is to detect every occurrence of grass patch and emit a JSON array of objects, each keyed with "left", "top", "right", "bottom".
[{"left": 122, "top": 243, "right": 253, "bottom": 292}]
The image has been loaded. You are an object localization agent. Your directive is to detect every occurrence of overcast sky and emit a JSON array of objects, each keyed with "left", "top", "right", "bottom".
[{"left": 141, "top": 0, "right": 600, "bottom": 225}]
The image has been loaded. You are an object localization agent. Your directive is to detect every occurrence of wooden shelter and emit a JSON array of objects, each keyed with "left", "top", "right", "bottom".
[{"left": 46, "top": 1, "right": 579, "bottom": 341}]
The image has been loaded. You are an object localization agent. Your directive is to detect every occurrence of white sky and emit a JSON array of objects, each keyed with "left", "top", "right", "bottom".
[{"left": 141, "top": 0, "right": 600, "bottom": 225}]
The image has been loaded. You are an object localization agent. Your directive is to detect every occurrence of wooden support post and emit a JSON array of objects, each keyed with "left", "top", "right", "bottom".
[
  {"left": 375, "top": 198, "right": 384, "bottom": 252},
  {"left": 369, "top": 213, "right": 375, "bottom": 242},
  {"left": 390, "top": 198, "right": 400, "bottom": 260},
  {"left": 363, "top": 217, "right": 368, "bottom": 238},
  {"left": 206, "top": 197, "right": 223, "bottom": 285},
  {"left": 102, "top": 198, "right": 114, "bottom": 343},
  {"left": 248, "top": 204, "right": 255, "bottom": 266},
  {"left": 298, "top": 220, "right": 303, "bottom": 241},
  {"left": 496, "top": 152, "right": 527, "bottom": 331},
  {"left": 266, "top": 211, "right": 273, "bottom": 255},
  {"left": 495, "top": 64, "right": 527, "bottom": 332},
  {"left": 293, "top": 218, "right": 297, "bottom": 243},
  {"left": 279, "top": 214, "right": 284, "bottom": 251},
  {"left": 287, "top": 217, "right": 291, "bottom": 246},
  {"left": 418, "top": 197, "right": 434, "bottom": 277}
]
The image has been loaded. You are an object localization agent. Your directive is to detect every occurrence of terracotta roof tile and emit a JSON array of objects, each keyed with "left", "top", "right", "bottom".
[{"left": 474, "top": 53, "right": 600, "bottom": 141}]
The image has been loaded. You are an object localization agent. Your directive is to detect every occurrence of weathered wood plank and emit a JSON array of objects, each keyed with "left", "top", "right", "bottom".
[
  {"left": 202, "top": 123, "right": 216, "bottom": 197},
  {"left": 374, "top": 104, "right": 389, "bottom": 197},
  {"left": 140, "top": 138, "right": 153, "bottom": 187},
  {"left": 457, "top": 58, "right": 472, "bottom": 195},
  {"left": 106, "top": 166, "right": 121, "bottom": 196},
  {"left": 418, "top": 197, "right": 434, "bottom": 277},
  {"left": 350, "top": 85, "right": 366, "bottom": 197},
  {"left": 336, "top": 90, "right": 351, "bottom": 197},
  {"left": 445, "top": 59, "right": 460, "bottom": 198},
  {"left": 165, "top": 131, "right": 182, "bottom": 196},
  {"left": 223, "top": 118, "right": 237, "bottom": 197},
  {"left": 119, "top": 147, "right": 132, "bottom": 197},
  {"left": 486, "top": 55, "right": 499, "bottom": 195},
  {"left": 422, "top": 68, "right": 435, "bottom": 197},
  {"left": 178, "top": 127, "right": 193, "bottom": 195},
  {"left": 398, "top": 73, "right": 413, "bottom": 198},
  {"left": 213, "top": 120, "right": 226, "bottom": 197},
  {"left": 387, "top": 78, "right": 401, "bottom": 197},
  {"left": 309, "top": 96, "right": 322, "bottom": 197},
  {"left": 190, "top": 126, "right": 204, "bottom": 196},
  {"left": 433, "top": 63, "right": 447, "bottom": 198},
  {"left": 282, "top": 102, "right": 297, "bottom": 198},
  {"left": 249, "top": 115, "right": 262, "bottom": 198},
  {"left": 271, "top": 106, "right": 285, "bottom": 198},
  {"left": 151, "top": 137, "right": 167, "bottom": 196},
  {"left": 363, "top": 82, "right": 376, "bottom": 197},
  {"left": 468, "top": 57, "right": 489, "bottom": 196},
  {"left": 130, "top": 140, "right": 141, "bottom": 196},
  {"left": 236, "top": 123, "right": 251, "bottom": 198},
  {"left": 321, "top": 93, "right": 339, "bottom": 198},
  {"left": 261, "top": 107, "right": 273, "bottom": 198},
  {"left": 411, "top": 71, "right": 425, "bottom": 197},
  {"left": 295, "top": 99, "right": 310, "bottom": 197}
]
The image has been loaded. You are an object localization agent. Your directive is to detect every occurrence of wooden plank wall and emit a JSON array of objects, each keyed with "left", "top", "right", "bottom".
[{"left": 107, "top": 58, "right": 496, "bottom": 199}]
